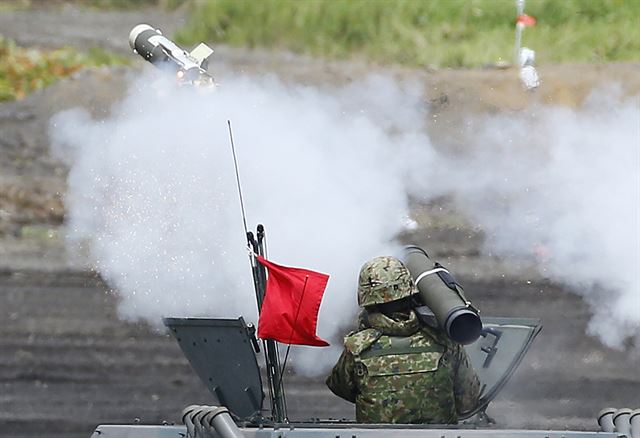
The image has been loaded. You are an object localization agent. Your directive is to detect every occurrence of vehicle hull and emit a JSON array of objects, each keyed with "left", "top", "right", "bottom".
[{"left": 90, "top": 424, "right": 620, "bottom": 438}]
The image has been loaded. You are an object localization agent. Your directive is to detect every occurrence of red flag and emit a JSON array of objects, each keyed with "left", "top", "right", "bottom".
[
  {"left": 516, "top": 14, "right": 537, "bottom": 27},
  {"left": 256, "top": 255, "right": 329, "bottom": 347}
]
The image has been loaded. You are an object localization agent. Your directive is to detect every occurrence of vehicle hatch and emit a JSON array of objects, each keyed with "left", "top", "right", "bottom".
[
  {"left": 163, "top": 317, "right": 264, "bottom": 421},
  {"left": 460, "top": 317, "right": 542, "bottom": 419}
]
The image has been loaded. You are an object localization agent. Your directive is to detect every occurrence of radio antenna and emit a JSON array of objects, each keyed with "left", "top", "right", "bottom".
[
  {"left": 227, "top": 120, "right": 249, "bottom": 236},
  {"left": 226, "top": 121, "right": 287, "bottom": 422}
]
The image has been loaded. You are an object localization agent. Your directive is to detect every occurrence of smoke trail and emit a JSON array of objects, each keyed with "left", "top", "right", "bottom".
[
  {"left": 50, "top": 68, "right": 639, "bottom": 375},
  {"left": 417, "top": 86, "right": 640, "bottom": 349},
  {"left": 50, "top": 71, "right": 433, "bottom": 373}
]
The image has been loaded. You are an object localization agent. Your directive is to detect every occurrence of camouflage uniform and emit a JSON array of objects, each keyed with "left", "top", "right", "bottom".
[{"left": 326, "top": 256, "right": 481, "bottom": 424}]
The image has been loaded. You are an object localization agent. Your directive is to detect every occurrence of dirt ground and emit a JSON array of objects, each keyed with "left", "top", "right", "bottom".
[{"left": 0, "top": 5, "right": 638, "bottom": 438}]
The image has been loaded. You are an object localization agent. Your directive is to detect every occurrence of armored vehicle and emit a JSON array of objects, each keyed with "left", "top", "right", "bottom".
[{"left": 89, "top": 312, "right": 637, "bottom": 437}]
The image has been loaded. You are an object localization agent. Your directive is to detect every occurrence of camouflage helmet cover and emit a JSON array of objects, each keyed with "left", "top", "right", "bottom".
[{"left": 357, "top": 256, "right": 418, "bottom": 307}]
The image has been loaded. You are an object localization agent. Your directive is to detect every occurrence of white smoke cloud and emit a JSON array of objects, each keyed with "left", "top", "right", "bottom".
[
  {"left": 50, "top": 69, "right": 639, "bottom": 375},
  {"left": 421, "top": 86, "right": 640, "bottom": 349},
  {"left": 50, "top": 71, "right": 433, "bottom": 374}
]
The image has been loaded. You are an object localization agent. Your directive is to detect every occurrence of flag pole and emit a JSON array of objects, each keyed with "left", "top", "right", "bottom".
[
  {"left": 256, "top": 225, "right": 288, "bottom": 422},
  {"left": 280, "top": 275, "right": 310, "bottom": 377},
  {"left": 226, "top": 121, "right": 286, "bottom": 423}
]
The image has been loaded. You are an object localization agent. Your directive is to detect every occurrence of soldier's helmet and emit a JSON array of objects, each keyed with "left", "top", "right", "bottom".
[{"left": 357, "top": 256, "right": 418, "bottom": 307}]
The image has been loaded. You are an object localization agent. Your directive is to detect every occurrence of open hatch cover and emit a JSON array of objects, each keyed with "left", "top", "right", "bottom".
[
  {"left": 163, "top": 317, "right": 264, "bottom": 421},
  {"left": 461, "top": 317, "right": 542, "bottom": 419}
]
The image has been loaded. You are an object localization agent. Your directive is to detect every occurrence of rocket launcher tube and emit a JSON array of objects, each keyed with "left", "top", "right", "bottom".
[
  {"left": 598, "top": 407, "right": 616, "bottom": 432},
  {"left": 403, "top": 245, "right": 482, "bottom": 344},
  {"left": 614, "top": 409, "right": 632, "bottom": 436},
  {"left": 203, "top": 407, "right": 244, "bottom": 438},
  {"left": 630, "top": 409, "right": 640, "bottom": 438}
]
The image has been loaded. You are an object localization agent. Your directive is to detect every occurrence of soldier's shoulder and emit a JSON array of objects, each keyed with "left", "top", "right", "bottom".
[
  {"left": 344, "top": 328, "right": 382, "bottom": 355},
  {"left": 420, "top": 325, "right": 456, "bottom": 349}
]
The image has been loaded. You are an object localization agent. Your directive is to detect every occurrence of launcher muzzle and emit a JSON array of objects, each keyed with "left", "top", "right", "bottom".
[{"left": 403, "top": 245, "right": 482, "bottom": 344}]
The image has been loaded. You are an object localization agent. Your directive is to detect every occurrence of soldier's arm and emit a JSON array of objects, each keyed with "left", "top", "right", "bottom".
[
  {"left": 325, "top": 349, "right": 358, "bottom": 403},
  {"left": 452, "top": 344, "right": 481, "bottom": 415}
]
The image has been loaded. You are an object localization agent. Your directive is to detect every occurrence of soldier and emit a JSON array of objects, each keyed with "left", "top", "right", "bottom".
[{"left": 326, "top": 256, "right": 480, "bottom": 424}]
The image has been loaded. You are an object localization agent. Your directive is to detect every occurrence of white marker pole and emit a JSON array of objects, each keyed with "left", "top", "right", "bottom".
[{"left": 515, "top": 0, "right": 525, "bottom": 64}]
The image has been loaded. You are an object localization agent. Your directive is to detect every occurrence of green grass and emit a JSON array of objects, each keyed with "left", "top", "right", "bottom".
[
  {"left": 77, "top": 0, "right": 186, "bottom": 9},
  {"left": 0, "top": 37, "right": 128, "bottom": 101},
  {"left": 0, "top": 0, "right": 185, "bottom": 10},
  {"left": 19, "top": 225, "right": 60, "bottom": 241},
  {"left": 175, "top": 0, "right": 640, "bottom": 68},
  {"left": 0, "top": 0, "right": 30, "bottom": 12}
]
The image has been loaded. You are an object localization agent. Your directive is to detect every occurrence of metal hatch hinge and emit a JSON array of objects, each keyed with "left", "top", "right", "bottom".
[{"left": 479, "top": 327, "right": 502, "bottom": 368}]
